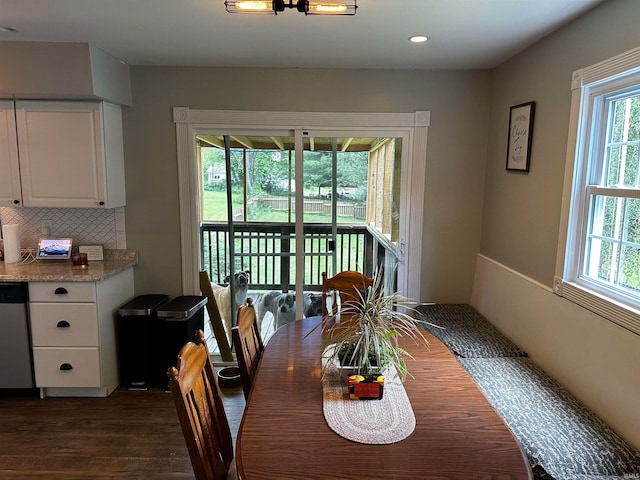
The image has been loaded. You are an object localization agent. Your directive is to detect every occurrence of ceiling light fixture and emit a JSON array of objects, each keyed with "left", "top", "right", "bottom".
[
  {"left": 409, "top": 35, "right": 428, "bottom": 43},
  {"left": 225, "top": 0, "right": 357, "bottom": 16}
]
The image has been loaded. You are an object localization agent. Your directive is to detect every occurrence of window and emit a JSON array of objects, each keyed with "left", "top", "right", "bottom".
[
  {"left": 584, "top": 89, "right": 640, "bottom": 293},
  {"left": 559, "top": 46, "right": 640, "bottom": 334}
]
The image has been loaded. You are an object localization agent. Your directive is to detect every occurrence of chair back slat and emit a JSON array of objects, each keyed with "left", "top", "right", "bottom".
[
  {"left": 168, "top": 330, "right": 233, "bottom": 480},
  {"left": 232, "top": 298, "right": 264, "bottom": 400},
  {"left": 321, "top": 270, "right": 374, "bottom": 318}
]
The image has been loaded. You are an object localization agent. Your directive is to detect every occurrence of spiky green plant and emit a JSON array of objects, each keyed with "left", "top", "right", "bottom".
[{"left": 320, "top": 269, "right": 437, "bottom": 382}]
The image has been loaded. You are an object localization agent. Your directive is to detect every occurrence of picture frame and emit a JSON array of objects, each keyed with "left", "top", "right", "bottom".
[
  {"left": 78, "top": 244, "right": 104, "bottom": 261},
  {"left": 506, "top": 101, "right": 535, "bottom": 172}
]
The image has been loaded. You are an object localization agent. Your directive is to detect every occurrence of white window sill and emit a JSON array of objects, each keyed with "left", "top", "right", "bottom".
[{"left": 557, "top": 280, "right": 640, "bottom": 336}]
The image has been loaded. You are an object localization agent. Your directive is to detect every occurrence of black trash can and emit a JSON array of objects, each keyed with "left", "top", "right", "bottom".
[
  {"left": 156, "top": 295, "right": 208, "bottom": 387},
  {"left": 117, "top": 294, "right": 169, "bottom": 389}
]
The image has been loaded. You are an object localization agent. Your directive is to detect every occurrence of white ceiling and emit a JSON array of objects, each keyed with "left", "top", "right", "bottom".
[{"left": 0, "top": 0, "right": 604, "bottom": 70}]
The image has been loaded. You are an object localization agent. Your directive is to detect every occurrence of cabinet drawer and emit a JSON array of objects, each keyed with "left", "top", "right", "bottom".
[
  {"left": 29, "top": 282, "right": 96, "bottom": 303},
  {"left": 33, "top": 347, "right": 101, "bottom": 388},
  {"left": 30, "top": 303, "right": 98, "bottom": 346}
]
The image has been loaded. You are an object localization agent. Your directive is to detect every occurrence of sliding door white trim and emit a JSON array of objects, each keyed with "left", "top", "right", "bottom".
[{"left": 174, "top": 108, "right": 429, "bottom": 301}]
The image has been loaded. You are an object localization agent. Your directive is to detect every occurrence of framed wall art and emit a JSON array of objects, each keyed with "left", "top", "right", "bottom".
[
  {"left": 506, "top": 101, "right": 535, "bottom": 172},
  {"left": 78, "top": 244, "right": 105, "bottom": 261}
]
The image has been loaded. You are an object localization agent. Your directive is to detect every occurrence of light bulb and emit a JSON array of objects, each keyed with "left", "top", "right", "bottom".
[
  {"left": 236, "top": 1, "right": 271, "bottom": 11},
  {"left": 310, "top": 3, "right": 347, "bottom": 13}
]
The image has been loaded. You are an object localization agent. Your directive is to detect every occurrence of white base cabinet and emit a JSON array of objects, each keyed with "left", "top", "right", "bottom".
[
  {"left": 0, "top": 100, "right": 126, "bottom": 208},
  {"left": 29, "top": 269, "right": 134, "bottom": 397}
]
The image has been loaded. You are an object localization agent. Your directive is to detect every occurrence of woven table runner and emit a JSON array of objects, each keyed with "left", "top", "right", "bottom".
[{"left": 321, "top": 348, "right": 416, "bottom": 444}]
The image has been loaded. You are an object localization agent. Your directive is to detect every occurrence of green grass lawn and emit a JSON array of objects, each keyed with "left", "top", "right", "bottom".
[
  {"left": 201, "top": 190, "right": 236, "bottom": 221},
  {"left": 201, "top": 189, "right": 359, "bottom": 223}
]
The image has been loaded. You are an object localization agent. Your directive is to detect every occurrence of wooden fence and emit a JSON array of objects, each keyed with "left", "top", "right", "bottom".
[{"left": 255, "top": 196, "right": 366, "bottom": 220}]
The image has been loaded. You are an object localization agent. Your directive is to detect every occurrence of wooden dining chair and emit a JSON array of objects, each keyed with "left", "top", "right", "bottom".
[
  {"left": 232, "top": 297, "right": 264, "bottom": 400},
  {"left": 321, "top": 270, "right": 374, "bottom": 318},
  {"left": 167, "top": 330, "right": 236, "bottom": 480}
]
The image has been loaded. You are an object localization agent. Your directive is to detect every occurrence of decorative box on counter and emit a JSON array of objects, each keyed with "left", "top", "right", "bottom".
[{"left": 347, "top": 373, "right": 384, "bottom": 400}]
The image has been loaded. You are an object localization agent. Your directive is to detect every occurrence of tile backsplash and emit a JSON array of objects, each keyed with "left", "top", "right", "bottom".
[{"left": 0, "top": 207, "right": 126, "bottom": 250}]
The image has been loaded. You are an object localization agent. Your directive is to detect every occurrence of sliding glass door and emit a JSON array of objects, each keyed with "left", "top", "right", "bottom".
[
  {"left": 196, "top": 128, "right": 408, "bottom": 332},
  {"left": 294, "top": 130, "right": 405, "bottom": 317}
]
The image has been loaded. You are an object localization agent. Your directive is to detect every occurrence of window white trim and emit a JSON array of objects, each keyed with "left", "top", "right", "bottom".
[
  {"left": 556, "top": 45, "right": 640, "bottom": 335},
  {"left": 173, "top": 109, "right": 429, "bottom": 303}
]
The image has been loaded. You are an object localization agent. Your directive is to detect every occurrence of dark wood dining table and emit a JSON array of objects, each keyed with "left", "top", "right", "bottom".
[{"left": 235, "top": 316, "right": 533, "bottom": 480}]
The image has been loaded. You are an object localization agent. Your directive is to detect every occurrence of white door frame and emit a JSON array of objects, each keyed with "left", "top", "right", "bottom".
[{"left": 173, "top": 108, "right": 430, "bottom": 303}]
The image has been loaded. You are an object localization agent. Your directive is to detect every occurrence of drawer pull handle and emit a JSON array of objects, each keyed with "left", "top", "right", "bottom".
[
  {"left": 56, "top": 320, "right": 70, "bottom": 328},
  {"left": 59, "top": 363, "right": 73, "bottom": 371},
  {"left": 54, "top": 287, "right": 68, "bottom": 295}
]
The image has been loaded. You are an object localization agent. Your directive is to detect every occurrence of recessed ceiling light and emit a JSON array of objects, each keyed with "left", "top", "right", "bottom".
[
  {"left": 0, "top": 25, "right": 20, "bottom": 33},
  {"left": 409, "top": 35, "right": 428, "bottom": 43}
]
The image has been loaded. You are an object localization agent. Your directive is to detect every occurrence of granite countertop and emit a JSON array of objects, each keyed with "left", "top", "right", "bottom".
[{"left": 0, "top": 249, "right": 138, "bottom": 282}]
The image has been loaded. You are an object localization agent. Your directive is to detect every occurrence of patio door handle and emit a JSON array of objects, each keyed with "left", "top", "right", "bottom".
[{"left": 327, "top": 240, "right": 335, "bottom": 252}]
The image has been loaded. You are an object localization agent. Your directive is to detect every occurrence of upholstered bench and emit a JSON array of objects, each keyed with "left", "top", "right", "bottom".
[
  {"left": 416, "top": 304, "right": 640, "bottom": 480},
  {"left": 415, "top": 303, "right": 527, "bottom": 358},
  {"left": 459, "top": 357, "right": 640, "bottom": 480}
]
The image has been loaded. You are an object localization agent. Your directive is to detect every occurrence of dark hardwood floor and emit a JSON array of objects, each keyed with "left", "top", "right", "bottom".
[{"left": 0, "top": 383, "right": 245, "bottom": 479}]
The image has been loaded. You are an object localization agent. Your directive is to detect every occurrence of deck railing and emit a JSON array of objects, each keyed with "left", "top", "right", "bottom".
[{"left": 200, "top": 222, "right": 396, "bottom": 291}]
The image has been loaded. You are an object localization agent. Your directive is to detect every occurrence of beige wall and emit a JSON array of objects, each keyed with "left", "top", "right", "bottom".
[
  {"left": 482, "top": 0, "right": 640, "bottom": 286},
  {"left": 122, "top": 68, "right": 489, "bottom": 301},
  {"left": 475, "top": 0, "right": 640, "bottom": 448}
]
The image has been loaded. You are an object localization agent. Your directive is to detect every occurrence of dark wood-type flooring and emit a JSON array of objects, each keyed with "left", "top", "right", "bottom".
[{"left": 0, "top": 383, "right": 245, "bottom": 479}]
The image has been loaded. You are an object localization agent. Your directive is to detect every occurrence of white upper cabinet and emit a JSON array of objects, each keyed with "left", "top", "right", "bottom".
[
  {"left": 0, "top": 100, "right": 22, "bottom": 206},
  {"left": 0, "top": 100, "right": 125, "bottom": 208}
]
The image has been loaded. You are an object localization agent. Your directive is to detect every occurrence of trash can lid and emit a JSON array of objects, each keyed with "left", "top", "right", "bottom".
[
  {"left": 119, "top": 294, "right": 169, "bottom": 316},
  {"left": 156, "top": 295, "right": 208, "bottom": 319}
]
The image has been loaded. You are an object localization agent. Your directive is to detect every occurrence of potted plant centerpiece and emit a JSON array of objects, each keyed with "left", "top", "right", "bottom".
[{"left": 319, "top": 269, "right": 435, "bottom": 387}]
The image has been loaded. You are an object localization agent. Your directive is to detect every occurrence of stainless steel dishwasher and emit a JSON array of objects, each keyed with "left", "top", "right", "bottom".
[{"left": 0, "top": 282, "right": 35, "bottom": 389}]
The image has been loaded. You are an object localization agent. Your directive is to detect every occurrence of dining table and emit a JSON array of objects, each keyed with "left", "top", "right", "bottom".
[{"left": 235, "top": 316, "right": 533, "bottom": 479}]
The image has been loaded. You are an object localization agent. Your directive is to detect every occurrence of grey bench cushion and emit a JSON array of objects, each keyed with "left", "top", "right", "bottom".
[
  {"left": 458, "top": 357, "right": 640, "bottom": 479},
  {"left": 562, "top": 476, "right": 638, "bottom": 479},
  {"left": 415, "top": 304, "right": 527, "bottom": 358}
]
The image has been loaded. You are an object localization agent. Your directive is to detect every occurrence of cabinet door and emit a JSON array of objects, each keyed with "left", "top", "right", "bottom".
[
  {"left": 15, "top": 101, "right": 107, "bottom": 208},
  {"left": 0, "top": 100, "right": 23, "bottom": 207}
]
